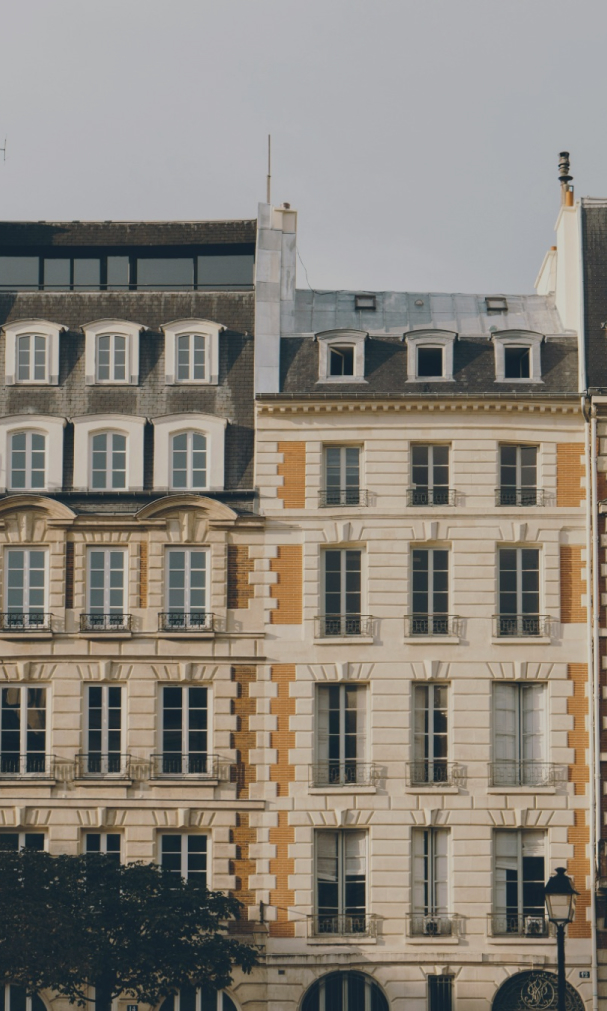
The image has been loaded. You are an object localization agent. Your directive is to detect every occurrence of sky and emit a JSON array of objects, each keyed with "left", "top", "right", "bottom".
[{"left": 1, "top": 0, "right": 607, "bottom": 295}]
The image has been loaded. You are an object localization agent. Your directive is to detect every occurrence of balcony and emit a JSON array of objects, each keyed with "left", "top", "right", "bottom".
[
  {"left": 490, "top": 761, "right": 564, "bottom": 788},
  {"left": 309, "top": 913, "right": 377, "bottom": 938},
  {"left": 409, "top": 914, "right": 457, "bottom": 937},
  {"left": 158, "top": 611, "right": 214, "bottom": 633},
  {"left": 0, "top": 612, "right": 51, "bottom": 633},
  {"left": 80, "top": 613, "right": 132, "bottom": 633},
  {"left": 493, "top": 614, "right": 551, "bottom": 638},
  {"left": 315, "top": 615, "right": 373, "bottom": 638},
  {"left": 495, "top": 487, "right": 545, "bottom": 507},
  {"left": 75, "top": 753, "right": 132, "bottom": 779},
  {"left": 319, "top": 488, "right": 369, "bottom": 508},
  {"left": 309, "top": 761, "right": 378, "bottom": 788},
  {"left": 407, "top": 761, "right": 462, "bottom": 787},
  {"left": 406, "top": 488, "right": 456, "bottom": 507},
  {"left": 404, "top": 614, "right": 461, "bottom": 637},
  {"left": 489, "top": 913, "right": 549, "bottom": 937},
  {"left": 150, "top": 753, "right": 220, "bottom": 779},
  {"left": 0, "top": 753, "right": 55, "bottom": 778}
]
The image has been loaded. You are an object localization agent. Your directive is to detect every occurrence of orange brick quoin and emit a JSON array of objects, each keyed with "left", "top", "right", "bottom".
[
  {"left": 231, "top": 666, "right": 257, "bottom": 799},
  {"left": 269, "top": 664, "right": 296, "bottom": 937},
  {"left": 270, "top": 545, "right": 303, "bottom": 624},
  {"left": 560, "top": 546, "right": 587, "bottom": 623},
  {"left": 277, "top": 441, "right": 306, "bottom": 508},
  {"left": 230, "top": 812, "right": 256, "bottom": 928},
  {"left": 139, "top": 541, "right": 148, "bottom": 609},
  {"left": 227, "top": 545, "right": 255, "bottom": 609},
  {"left": 567, "top": 663, "right": 591, "bottom": 938},
  {"left": 557, "top": 443, "right": 586, "bottom": 507}
]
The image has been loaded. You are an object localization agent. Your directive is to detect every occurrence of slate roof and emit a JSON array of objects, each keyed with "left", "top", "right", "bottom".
[{"left": 0, "top": 220, "right": 256, "bottom": 249}]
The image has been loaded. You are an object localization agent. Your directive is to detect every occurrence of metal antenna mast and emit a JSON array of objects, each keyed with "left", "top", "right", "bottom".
[
  {"left": 0, "top": 139, "right": 6, "bottom": 162},
  {"left": 266, "top": 134, "right": 271, "bottom": 204}
]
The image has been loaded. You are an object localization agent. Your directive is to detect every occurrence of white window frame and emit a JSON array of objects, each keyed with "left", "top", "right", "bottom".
[
  {"left": 316, "top": 329, "right": 367, "bottom": 384},
  {"left": 0, "top": 685, "right": 48, "bottom": 775},
  {"left": 314, "top": 828, "right": 368, "bottom": 926},
  {"left": 85, "top": 683, "right": 124, "bottom": 761},
  {"left": 413, "top": 682, "right": 449, "bottom": 782},
  {"left": 411, "top": 827, "right": 450, "bottom": 916},
  {"left": 493, "top": 829, "right": 546, "bottom": 926},
  {"left": 162, "top": 319, "right": 224, "bottom": 385},
  {"left": 165, "top": 547, "right": 208, "bottom": 614},
  {"left": 316, "top": 684, "right": 367, "bottom": 781},
  {"left": 160, "top": 684, "right": 211, "bottom": 766},
  {"left": 492, "top": 682, "right": 546, "bottom": 784},
  {"left": 4, "top": 547, "right": 48, "bottom": 616},
  {"left": 153, "top": 414, "right": 226, "bottom": 492},
  {"left": 0, "top": 417, "right": 64, "bottom": 494},
  {"left": 406, "top": 330, "right": 457, "bottom": 382},
  {"left": 170, "top": 430, "right": 208, "bottom": 491},
  {"left": 158, "top": 832, "right": 209, "bottom": 883},
  {"left": 83, "top": 319, "right": 144, "bottom": 386},
  {"left": 87, "top": 547, "right": 127, "bottom": 614},
  {"left": 84, "top": 831, "right": 122, "bottom": 859},
  {"left": 166, "top": 992, "right": 237, "bottom": 1011},
  {"left": 491, "top": 330, "right": 543, "bottom": 383},
  {"left": 8, "top": 430, "right": 47, "bottom": 492},
  {"left": 72, "top": 415, "right": 145, "bottom": 492},
  {"left": 2, "top": 319, "right": 64, "bottom": 386},
  {"left": 90, "top": 431, "right": 128, "bottom": 490}
]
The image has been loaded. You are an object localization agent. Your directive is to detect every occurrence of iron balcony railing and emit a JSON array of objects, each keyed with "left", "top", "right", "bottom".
[
  {"left": 150, "top": 753, "right": 220, "bottom": 779},
  {"left": 490, "top": 761, "right": 564, "bottom": 788},
  {"left": 158, "top": 611, "right": 214, "bottom": 632},
  {"left": 495, "top": 487, "right": 545, "bottom": 507},
  {"left": 408, "top": 761, "right": 462, "bottom": 787},
  {"left": 409, "top": 914, "right": 457, "bottom": 937},
  {"left": 0, "top": 753, "right": 55, "bottom": 777},
  {"left": 404, "top": 614, "right": 461, "bottom": 637},
  {"left": 319, "top": 488, "right": 369, "bottom": 508},
  {"left": 0, "top": 612, "right": 51, "bottom": 632},
  {"left": 75, "top": 753, "right": 132, "bottom": 778},
  {"left": 489, "top": 913, "right": 549, "bottom": 937},
  {"left": 406, "top": 488, "right": 456, "bottom": 507},
  {"left": 493, "top": 614, "right": 551, "bottom": 637},
  {"left": 309, "top": 913, "right": 377, "bottom": 938},
  {"left": 315, "top": 615, "right": 373, "bottom": 638},
  {"left": 80, "top": 613, "right": 132, "bottom": 632},
  {"left": 309, "top": 761, "right": 378, "bottom": 788}
]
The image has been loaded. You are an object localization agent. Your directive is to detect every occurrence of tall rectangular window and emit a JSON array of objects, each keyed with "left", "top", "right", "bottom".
[
  {"left": 166, "top": 549, "right": 207, "bottom": 617},
  {"left": 323, "top": 446, "right": 360, "bottom": 506},
  {"left": 499, "top": 445, "right": 538, "bottom": 506},
  {"left": 88, "top": 549, "right": 126, "bottom": 615},
  {"left": 0, "top": 686, "right": 46, "bottom": 774},
  {"left": 86, "top": 685, "right": 123, "bottom": 774},
  {"left": 317, "top": 684, "right": 366, "bottom": 785},
  {"left": 323, "top": 549, "right": 362, "bottom": 636},
  {"left": 171, "top": 432, "right": 207, "bottom": 490},
  {"left": 428, "top": 976, "right": 453, "bottom": 1011},
  {"left": 9, "top": 431, "right": 46, "bottom": 490},
  {"left": 161, "top": 685, "right": 208, "bottom": 774},
  {"left": 160, "top": 834, "right": 207, "bottom": 883},
  {"left": 412, "top": 548, "right": 449, "bottom": 634},
  {"left": 176, "top": 334, "right": 206, "bottom": 381},
  {"left": 315, "top": 830, "right": 366, "bottom": 934},
  {"left": 498, "top": 548, "right": 540, "bottom": 636},
  {"left": 85, "top": 833, "right": 121, "bottom": 863},
  {"left": 17, "top": 335, "right": 47, "bottom": 382},
  {"left": 5, "top": 549, "right": 46, "bottom": 627},
  {"left": 493, "top": 683, "right": 545, "bottom": 786},
  {"left": 412, "top": 828, "right": 449, "bottom": 933},
  {"left": 411, "top": 445, "right": 450, "bottom": 505},
  {"left": 91, "top": 432, "right": 127, "bottom": 489},
  {"left": 493, "top": 830, "right": 546, "bottom": 935},
  {"left": 97, "top": 334, "right": 127, "bottom": 382},
  {"left": 413, "top": 684, "right": 448, "bottom": 784}
]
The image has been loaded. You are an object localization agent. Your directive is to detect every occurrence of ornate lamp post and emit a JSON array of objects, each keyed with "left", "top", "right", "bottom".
[{"left": 544, "top": 867, "right": 579, "bottom": 1011}]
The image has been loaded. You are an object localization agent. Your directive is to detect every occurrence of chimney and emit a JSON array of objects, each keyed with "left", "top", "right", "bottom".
[{"left": 558, "top": 151, "right": 574, "bottom": 206}]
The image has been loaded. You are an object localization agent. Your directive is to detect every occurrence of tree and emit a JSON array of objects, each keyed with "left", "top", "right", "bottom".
[{"left": 0, "top": 851, "right": 258, "bottom": 1010}]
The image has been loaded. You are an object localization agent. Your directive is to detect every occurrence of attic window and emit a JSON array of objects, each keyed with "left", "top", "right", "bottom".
[
  {"left": 486, "top": 296, "right": 508, "bottom": 313},
  {"left": 355, "top": 294, "right": 376, "bottom": 311}
]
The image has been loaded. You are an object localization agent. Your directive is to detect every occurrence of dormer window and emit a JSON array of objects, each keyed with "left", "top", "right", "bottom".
[
  {"left": 417, "top": 346, "right": 443, "bottom": 378},
  {"left": 316, "top": 330, "right": 367, "bottom": 384},
  {"left": 406, "top": 330, "right": 457, "bottom": 383},
  {"left": 83, "top": 319, "right": 143, "bottom": 386},
  {"left": 2, "top": 320, "right": 64, "bottom": 386},
  {"left": 491, "top": 330, "right": 543, "bottom": 384},
  {"left": 504, "top": 346, "right": 530, "bottom": 379},
  {"left": 162, "top": 319, "right": 224, "bottom": 386}
]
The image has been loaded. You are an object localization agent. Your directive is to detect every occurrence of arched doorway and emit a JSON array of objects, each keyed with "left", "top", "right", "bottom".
[
  {"left": 492, "top": 972, "right": 584, "bottom": 1011},
  {"left": 302, "top": 970, "right": 389, "bottom": 1011},
  {"left": 159, "top": 986, "right": 237, "bottom": 1011}
]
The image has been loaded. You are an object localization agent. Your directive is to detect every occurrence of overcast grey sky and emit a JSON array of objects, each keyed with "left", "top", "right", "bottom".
[{"left": 2, "top": 0, "right": 606, "bottom": 294}]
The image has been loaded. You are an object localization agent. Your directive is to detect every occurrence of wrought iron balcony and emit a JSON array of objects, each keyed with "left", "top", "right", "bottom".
[
  {"left": 406, "top": 488, "right": 456, "bottom": 507},
  {"left": 150, "top": 753, "right": 220, "bottom": 779},
  {"left": 75, "top": 753, "right": 132, "bottom": 778},
  {"left": 80, "top": 613, "right": 132, "bottom": 633},
  {"left": 489, "top": 913, "right": 549, "bottom": 937},
  {"left": 493, "top": 614, "right": 550, "bottom": 637},
  {"left": 158, "top": 611, "right": 214, "bottom": 633},
  {"left": 0, "top": 753, "right": 55, "bottom": 778},
  {"left": 490, "top": 761, "right": 564, "bottom": 788},
  {"left": 319, "top": 488, "right": 368, "bottom": 508},
  {"left": 315, "top": 614, "right": 373, "bottom": 638},
  {"left": 309, "top": 913, "right": 377, "bottom": 938},
  {"left": 495, "top": 487, "right": 545, "bottom": 507},
  {"left": 0, "top": 612, "right": 51, "bottom": 633},
  {"left": 309, "top": 761, "right": 378, "bottom": 788},
  {"left": 408, "top": 761, "right": 461, "bottom": 787},
  {"left": 404, "top": 614, "right": 461, "bottom": 637},
  {"left": 409, "top": 913, "right": 457, "bottom": 937}
]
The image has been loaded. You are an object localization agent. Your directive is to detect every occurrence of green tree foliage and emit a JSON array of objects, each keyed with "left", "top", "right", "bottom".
[{"left": 0, "top": 851, "right": 257, "bottom": 1009}]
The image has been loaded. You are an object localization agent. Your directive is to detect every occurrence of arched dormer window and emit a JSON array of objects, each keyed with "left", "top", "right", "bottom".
[
  {"left": 162, "top": 319, "right": 225, "bottom": 385},
  {"left": 2, "top": 319, "right": 64, "bottom": 385},
  {"left": 83, "top": 319, "right": 144, "bottom": 386},
  {"left": 171, "top": 431, "right": 207, "bottom": 490},
  {"left": 491, "top": 329, "right": 544, "bottom": 383},
  {"left": 0, "top": 416, "right": 65, "bottom": 493},
  {"left": 153, "top": 414, "right": 227, "bottom": 492},
  {"left": 406, "top": 330, "right": 457, "bottom": 382},
  {"left": 72, "top": 415, "right": 145, "bottom": 492},
  {"left": 9, "top": 430, "right": 46, "bottom": 490},
  {"left": 91, "top": 431, "right": 127, "bottom": 490},
  {"left": 316, "top": 329, "right": 367, "bottom": 383}
]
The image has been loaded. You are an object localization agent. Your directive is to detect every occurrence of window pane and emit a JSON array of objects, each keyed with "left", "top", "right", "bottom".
[
  {"left": 44, "top": 259, "right": 70, "bottom": 290},
  {"left": 504, "top": 346, "right": 531, "bottom": 379},
  {"left": 0, "top": 257, "right": 39, "bottom": 289},
  {"left": 136, "top": 258, "right": 193, "bottom": 290},
  {"left": 73, "top": 259, "right": 100, "bottom": 288},
  {"left": 329, "top": 346, "right": 354, "bottom": 376},
  {"left": 418, "top": 347, "right": 443, "bottom": 377},
  {"left": 197, "top": 253, "right": 254, "bottom": 287},
  {"left": 171, "top": 433, "right": 188, "bottom": 488},
  {"left": 107, "top": 256, "right": 130, "bottom": 290},
  {"left": 17, "top": 336, "right": 30, "bottom": 381}
]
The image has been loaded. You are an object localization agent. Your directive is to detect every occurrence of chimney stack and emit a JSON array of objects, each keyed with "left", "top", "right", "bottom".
[{"left": 558, "top": 151, "right": 574, "bottom": 206}]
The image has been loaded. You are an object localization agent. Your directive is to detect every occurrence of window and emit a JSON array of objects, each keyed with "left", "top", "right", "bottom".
[
  {"left": 418, "top": 346, "right": 443, "bottom": 377},
  {"left": 321, "top": 549, "right": 363, "bottom": 636},
  {"left": 160, "top": 987, "right": 237, "bottom": 1011},
  {"left": 87, "top": 549, "right": 126, "bottom": 621},
  {"left": 176, "top": 334, "right": 207, "bottom": 382},
  {"left": 83, "top": 320, "right": 141, "bottom": 386},
  {"left": 411, "top": 548, "right": 449, "bottom": 635},
  {"left": 355, "top": 294, "right": 376, "bottom": 310},
  {"left": 302, "top": 972, "right": 388, "bottom": 1011},
  {"left": 492, "top": 330, "right": 543, "bottom": 383},
  {"left": 497, "top": 548, "right": 541, "bottom": 636},
  {"left": 137, "top": 258, "right": 194, "bottom": 290},
  {"left": 406, "top": 330, "right": 456, "bottom": 382},
  {"left": 493, "top": 830, "right": 546, "bottom": 935},
  {"left": 410, "top": 444, "right": 450, "bottom": 506},
  {"left": 315, "top": 830, "right": 366, "bottom": 934},
  {"left": 85, "top": 685, "right": 123, "bottom": 774},
  {"left": 160, "top": 834, "right": 207, "bottom": 884},
  {"left": 96, "top": 334, "right": 127, "bottom": 382},
  {"left": 162, "top": 320, "right": 224, "bottom": 386},
  {"left": 493, "top": 683, "right": 546, "bottom": 786},
  {"left": 9, "top": 431, "right": 45, "bottom": 490},
  {"left": 486, "top": 296, "right": 508, "bottom": 313},
  {"left": 323, "top": 446, "right": 361, "bottom": 506},
  {"left": 0, "top": 686, "right": 46, "bottom": 775},
  {"left": 160, "top": 685, "right": 208, "bottom": 775},
  {"left": 428, "top": 976, "right": 453, "bottom": 1011},
  {"left": 505, "top": 347, "right": 530, "bottom": 379},
  {"left": 85, "top": 833, "right": 121, "bottom": 863},
  {"left": 316, "top": 684, "right": 367, "bottom": 786},
  {"left": 412, "top": 828, "right": 450, "bottom": 934},
  {"left": 330, "top": 346, "right": 354, "bottom": 376},
  {"left": 17, "top": 335, "right": 47, "bottom": 383},
  {"left": 171, "top": 432, "right": 207, "bottom": 490},
  {"left": 2, "top": 320, "right": 62, "bottom": 385},
  {"left": 0, "top": 833, "right": 44, "bottom": 851},
  {"left": 413, "top": 684, "right": 448, "bottom": 784},
  {"left": 316, "top": 330, "right": 367, "bottom": 383},
  {"left": 164, "top": 549, "right": 208, "bottom": 629},
  {"left": 91, "top": 432, "right": 127, "bottom": 490},
  {"left": 5, "top": 549, "right": 46, "bottom": 628},
  {"left": 0, "top": 984, "right": 46, "bottom": 1011},
  {"left": 499, "top": 445, "right": 538, "bottom": 506}
]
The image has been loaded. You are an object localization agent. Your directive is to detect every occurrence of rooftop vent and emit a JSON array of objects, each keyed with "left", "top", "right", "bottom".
[
  {"left": 355, "top": 294, "right": 376, "bottom": 311},
  {"left": 486, "top": 296, "right": 508, "bottom": 313}
]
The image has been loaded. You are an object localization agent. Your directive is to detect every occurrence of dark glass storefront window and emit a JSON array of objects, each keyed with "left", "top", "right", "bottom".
[
  {"left": 0, "top": 257, "right": 39, "bottom": 289},
  {"left": 137, "top": 258, "right": 194, "bottom": 290},
  {"left": 197, "top": 253, "right": 254, "bottom": 287},
  {"left": 107, "top": 256, "right": 130, "bottom": 289},
  {"left": 74, "top": 259, "right": 101, "bottom": 288}
]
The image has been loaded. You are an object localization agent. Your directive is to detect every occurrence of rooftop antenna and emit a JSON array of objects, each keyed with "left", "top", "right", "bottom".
[
  {"left": 266, "top": 134, "right": 271, "bottom": 204},
  {"left": 558, "top": 151, "right": 573, "bottom": 206},
  {"left": 0, "top": 139, "right": 6, "bottom": 162}
]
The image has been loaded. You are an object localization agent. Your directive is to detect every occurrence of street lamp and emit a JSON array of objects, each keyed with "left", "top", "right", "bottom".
[{"left": 544, "top": 867, "right": 579, "bottom": 1011}]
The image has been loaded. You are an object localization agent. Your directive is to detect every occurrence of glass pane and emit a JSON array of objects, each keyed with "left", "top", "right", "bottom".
[
  {"left": 136, "top": 258, "right": 193, "bottom": 290},
  {"left": 107, "top": 256, "right": 130, "bottom": 289},
  {"left": 73, "top": 259, "right": 100, "bottom": 288},
  {"left": 418, "top": 347, "right": 443, "bottom": 377},
  {"left": 44, "top": 259, "right": 70, "bottom": 290},
  {"left": 197, "top": 253, "right": 254, "bottom": 287},
  {"left": 0, "top": 257, "right": 39, "bottom": 289}
]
